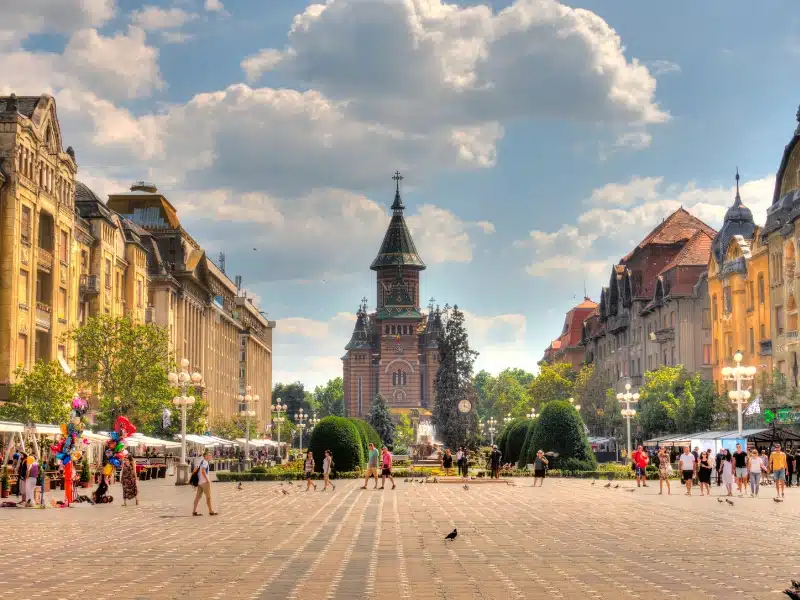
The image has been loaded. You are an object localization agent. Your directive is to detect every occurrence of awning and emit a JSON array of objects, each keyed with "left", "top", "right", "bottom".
[
  {"left": 125, "top": 433, "right": 181, "bottom": 448},
  {"left": 235, "top": 438, "right": 279, "bottom": 448},
  {"left": 0, "top": 421, "right": 24, "bottom": 433},
  {"left": 32, "top": 423, "right": 62, "bottom": 436},
  {"left": 183, "top": 434, "right": 220, "bottom": 447},
  {"left": 58, "top": 349, "right": 72, "bottom": 375},
  {"left": 204, "top": 435, "right": 236, "bottom": 446},
  {"left": 0, "top": 422, "right": 64, "bottom": 435}
]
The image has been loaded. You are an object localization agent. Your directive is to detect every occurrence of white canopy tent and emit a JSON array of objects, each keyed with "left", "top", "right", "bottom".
[{"left": 100, "top": 432, "right": 181, "bottom": 449}]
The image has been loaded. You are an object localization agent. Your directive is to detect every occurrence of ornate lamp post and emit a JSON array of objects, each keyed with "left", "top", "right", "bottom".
[
  {"left": 168, "top": 358, "right": 202, "bottom": 485},
  {"left": 486, "top": 417, "right": 497, "bottom": 446},
  {"left": 308, "top": 412, "right": 320, "bottom": 434},
  {"left": 296, "top": 407, "right": 308, "bottom": 452},
  {"left": 504, "top": 413, "right": 513, "bottom": 426},
  {"left": 616, "top": 384, "right": 639, "bottom": 463},
  {"left": 271, "top": 398, "right": 288, "bottom": 448},
  {"left": 526, "top": 409, "right": 538, "bottom": 420},
  {"left": 722, "top": 351, "right": 757, "bottom": 435},
  {"left": 238, "top": 385, "right": 259, "bottom": 464},
  {"left": 568, "top": 397, "right": 581, "bottom": 411}
]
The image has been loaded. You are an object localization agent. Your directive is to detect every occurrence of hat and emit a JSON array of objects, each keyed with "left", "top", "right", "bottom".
[{"left": 492, "top": 445, "right": 497, "bottom": 449}]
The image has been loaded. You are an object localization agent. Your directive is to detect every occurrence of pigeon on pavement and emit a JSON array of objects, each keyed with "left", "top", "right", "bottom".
[
  {"left": 725, "top": 498, "right": 734, "bottom": 506},
  {"left": 445, "top": 529, "right": 458, "bottom": 541}
]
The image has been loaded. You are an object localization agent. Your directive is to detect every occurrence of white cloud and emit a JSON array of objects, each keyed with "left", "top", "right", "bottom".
[
  {"left": 131, "top": 6, "right": 197, "bottom": 30},
  {"left": 647, "top": 60, "right": 681, "bottom": 76},
  {"left": 162, "top": 31, "right": 195, "bottom": 44},
  {"left": 516, "top": 173, "right": 776, "bottom": 280},
  {"left": 244, "top": 0, "right": 668, "bottom": 135},
  {"left": 204, "top": 0, "right": 225, "bottom": 12},
  {"left": 0, "top": 0, "right": 116, "bottom": 48}
]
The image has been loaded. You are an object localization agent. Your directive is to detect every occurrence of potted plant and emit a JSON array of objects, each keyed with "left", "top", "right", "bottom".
[
  {"left": 79, "top": 461, "right": 91, "bottom": 488},
  {"left": 1, "top": 471, "right": 9, "bottom": 498}
]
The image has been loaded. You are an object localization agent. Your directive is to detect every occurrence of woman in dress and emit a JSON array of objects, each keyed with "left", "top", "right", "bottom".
[
  {"left": 304, "top": 451, "right": 317, "bottom": 491},
  {"left": 322, "top": 449, "right": 335, "bottom": 491},
  {"left": 698, "top": 451, "right": 712, "bottom": 496},
  {"left": 720, "top": 449, "right": 734, "bottom": 496},
  {"left": 657, "top": 447, "right": 671, "bottom": 495},
  {"left": 121, "top": 455, "right": 139, "bottom": 506},
  {"left": 442, "top": 449, "right": 453, "bottom": 476}
]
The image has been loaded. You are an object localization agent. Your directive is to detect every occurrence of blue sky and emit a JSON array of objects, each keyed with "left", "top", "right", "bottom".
[{"left": 3, "top": 0, "right": 799, "bottom": 387}]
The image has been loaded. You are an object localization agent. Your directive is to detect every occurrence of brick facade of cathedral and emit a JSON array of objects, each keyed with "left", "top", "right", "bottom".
[{"left": 342, "top": 174, "right": 441, "bottom": 418}]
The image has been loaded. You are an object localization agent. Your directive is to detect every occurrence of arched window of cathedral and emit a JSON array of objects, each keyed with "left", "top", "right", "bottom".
[
  {"left": 392, "top": 372, "right": 397, "bottom": 385},
  {"left": 402, "top": 372, "right": 407, "bottom": 385}
]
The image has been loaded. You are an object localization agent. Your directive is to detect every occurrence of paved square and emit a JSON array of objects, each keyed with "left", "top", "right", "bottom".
[{"left": 0, "top": 477, "right": 797, "bottom": 600}]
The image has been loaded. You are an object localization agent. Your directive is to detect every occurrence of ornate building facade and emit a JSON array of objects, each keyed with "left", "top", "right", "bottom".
[
  {"left": 708, "top": 173, "right": 772, "bottom": 390},
  {"left": 342, "top": 174, "right": 441, "bottom": 417},
  {"left": 582, "top": 208, "right": 716, "bottom": 390},
  {"left": 762, "top": 105, "right": 800, "bottom": 386},
  {"left": 541, "top": 297, "right": 597, "bottom": 370}
]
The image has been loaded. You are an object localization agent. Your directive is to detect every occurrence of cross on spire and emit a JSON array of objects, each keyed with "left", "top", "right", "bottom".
[
  {"left": 390, "top": 170, "right": 406, "bottom": 212},
  {"left": 393, "top": 170, "right": 403, "bottom": 193},
  {"left": 735, "top": 167, "right": 741, "bottom": 202}
]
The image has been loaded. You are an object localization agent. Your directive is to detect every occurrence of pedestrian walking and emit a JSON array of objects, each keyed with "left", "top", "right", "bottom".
[
  {"left": 732, "top": 443, "right": 748, "bottom": 497},
  {"left": 490, "top": 445, "right": 502, "bottom": 479},
  {"left": 794, "top": 448, "right": 800, "bottom": 486},
  {"left": 657, "top": 447, "right": 671, "bottom": 495},
  {"left": 532, "top": 450, "right": 548, "bottom": 487},
  {"left": 16, "top": 451, "right": 28, "bottom": 504},
  {"left": 769, "top": 443, "right": 788, "bottom": 499},
  {"left": 715, "top": 448, "right": 725, "bottom": 486},
  {"left": 121, "top": 455, "right": 139, "bottom": 506},
  {"left": 787, "top": 448, "right": 795, "bottom": 488},
  {"left": 455, "top": 447, "right": 463, "bottom": 478},
  {"left": 304, "top": 451, "right": 318, "bottom": 491},
  {"left": 362, "top": 443, "right": 379, "bottom": 489},
  {"left": 461, "top": 446, "right": 470, "bottom": 479},
  {"left": 442, "top": 449, "right": 453, "bottom": 476},
  {"left": 632, "top": 445, "right": 649, "bottom": 487},
  {"left": 678, "top": 446, "right": 696, "bottom": 496},
  {"left": 191, "top": 450, "right": 217, "bottom": 516},
  {"left": 380, "top": 446, "right": 395, "bottom": 489},
  {"left": 322, "top": 450, "right": 335, "bottom": 491},
  {"left": 720, "top": 449, "right": 734, "bottom": 496},
  {"left": 747, "top": 448, "right": 764, "bottom": 497},
  {"left": 24, "top": 455, "right": 38, "bottom": 507},
  {"left": 698, "top": 452, "right": 712, "bottom": 496}
]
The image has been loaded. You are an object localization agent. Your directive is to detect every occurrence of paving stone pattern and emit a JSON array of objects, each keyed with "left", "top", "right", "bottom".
[{"left": 0, "top": 478, "right": 798, "bottom": 600}]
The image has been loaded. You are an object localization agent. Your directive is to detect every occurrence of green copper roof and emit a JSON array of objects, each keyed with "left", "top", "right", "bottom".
[
  {"left": 345, "top": 306, "right": 373, "bottom": 350},
  {"left": 370, "top": 174, "right": 425, "bottom": 271},
  {"left": 375, "top": 306, "right": 423, "bottom": 320}
]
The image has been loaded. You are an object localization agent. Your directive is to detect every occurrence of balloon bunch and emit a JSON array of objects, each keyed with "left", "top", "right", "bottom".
[
  {"left": 104, "top": 416, "right": 136, "bottom": 468},
  {"left": 51, "top": 395, "right": 89, "bottom": 466}
]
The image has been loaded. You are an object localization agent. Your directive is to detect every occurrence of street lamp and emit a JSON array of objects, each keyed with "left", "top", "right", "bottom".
[
  {"left": 168, "top": 358, "right": 202, "bottom": 485},
  {"left": 486, "top": 417, "right": 497, "bottom": 446},
  {"left": 271, "top": 398, "right": 288, "bottom": 463},
  {"left": 722, "top": 351, "right": 757, "bottom": 435},
  {"left": 296, "top": 407, "right": 308, "bottom": 452},
  {"left": 526, "top": 409, "right": 538, "bottom": 420},
  {"left": 568, "top": 397, "right": 581, "bottom": 411},
  {"left": 238, "top": 385, "right": 259, "bottom": 464},
  {"left": 616, "top": 384, "right": 639, "bottom": 463},
  {"left": 308, "top": 412, "right": 320, "bottom": 433},
  {"left": 504, "top": 413, "right": 513, "bottom": 425}
]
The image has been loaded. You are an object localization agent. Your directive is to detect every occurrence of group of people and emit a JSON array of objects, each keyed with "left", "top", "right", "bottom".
[
  {"left": 440, "top": 447, "right": 473, "bottom": 479},
  {"left": 631, "top": 443, "right": 794, "bottom": 498}
]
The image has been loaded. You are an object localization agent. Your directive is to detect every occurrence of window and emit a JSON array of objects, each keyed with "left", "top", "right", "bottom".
[
  {"left": 17, "top": 334, "right": 27, "bottom": 369},
  {"left": 18, "top": 269, "right": 29, "bottom": 306},
  {"left": 105, "top": 258, "right": 111, "bottom": 289},
  {"left": 713, "top": 340, "right": 719, "bottom": 364},
  {"left": 760, "top": 323, "right": 766, "bottom": 339},
  {"left": 749, "top": 328, "right": 755, "bottom": 354},
  {"left": 703, "top": 344, "right": 712, "bottom": 365},
  {"left": 748, "top": 281, "right": 755, "bottom": 309},
  {"left": 702, "top": 308, "right": 711, "bottom": 329},
  {"left": 712, "top": 295, "right": 718, "bottom": 321},
  {"left": 671, "top": 347, "right": 675, "bottom": 365},
  {"left": 59, "top": 230, "right": 68, "bottom": 264},
  {"left": 136, "top": 280, "right": 143, "bottom": 307},
  {"left": 357, "top": 376, "right": 363, "bottom": 416},
  {"left": 80, "top": 250, "right": 88, "bottom": 274},
  {"left": 758, "top": 273, "right": 765, "bottom": 304},
  {"left": 723, "top": 286, "right": 732, "bottom": 314},
  {"left": 663, "top": 313, "right": 667, "bottom": 328},
  {"left": 20, "top": 206, "right": 31, "bottom": 243},
  {"left": 58, "top": 287, "right": 67, "bottom": 320},
  {"left": 670, "top": 312, "right": 675, "bottom": 327},
  {"left": 776, "top": 306, "right": 785, "bottom": 335},
  {"left": 637, "top": 358, "right": 641, "bottom": 375}
]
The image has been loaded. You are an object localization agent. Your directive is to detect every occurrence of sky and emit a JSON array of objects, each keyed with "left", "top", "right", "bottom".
[{"left": 4, "top": 0, "right": 799, "bottom": 388}]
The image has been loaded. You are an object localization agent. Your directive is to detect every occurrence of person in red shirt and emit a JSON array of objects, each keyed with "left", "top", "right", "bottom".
[{"left": 631, "top": 445, "right": 649, "bottom": 488}]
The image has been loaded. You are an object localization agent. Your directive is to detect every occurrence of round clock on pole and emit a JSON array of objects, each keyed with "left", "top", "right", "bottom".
[{"left": 458, "top": 399, "right": 472, "bottom": 414}]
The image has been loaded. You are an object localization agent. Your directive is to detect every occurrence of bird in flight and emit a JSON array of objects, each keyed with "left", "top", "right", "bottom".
[{"left": 445, "top": 529, "right": 458, "bottom": 541}]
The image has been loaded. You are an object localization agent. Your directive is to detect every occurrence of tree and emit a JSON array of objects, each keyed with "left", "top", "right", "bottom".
[
  {"left": 572, "top": 364, "right": 607, "bottom": 434},
  {"left": 314, "top": 377, "right": 345, "bottom": 417},
  {"left": 207, "top": 412, "right": 259, "bottom": 441},
  {"left": 393, "top": 413, "right": 414, "bottom": 453},
  {"left": 487, "top": 369, "right": 533, "bottom": 418},
  {"left": 70, "top": 315, "right": 172, "bottom": 429},
  {"left": 368, "top": 393, "right": 395, "bottom": 447},
  {"left": 272, "top": 381, "right": 309, "bottom": 422},
  {"left": 433, "top": 305, "right": 480, "bottom": 449},
  {"left": 522, "top": 400, "right": 596, "bottom": 469},
  {"left": 473, "top": 370, "right": 493, "bottom": 419},
  {"left": 145, "top": 386, "right": 208, "bottom": 438},
  {"left": 528, "top": 363, "right": 576, "bottom": 408},
  {"left": 0, "top": 361, "right": 75, "bottom": 425}
]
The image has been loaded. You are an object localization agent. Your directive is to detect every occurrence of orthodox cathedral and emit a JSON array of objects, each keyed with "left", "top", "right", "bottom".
[{"left": 342, "top": 173, "right": 442, "bottom": 418}]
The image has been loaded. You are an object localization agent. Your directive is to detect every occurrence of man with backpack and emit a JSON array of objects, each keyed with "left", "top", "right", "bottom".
[{"left": 191, "top": 450, "right": 218, "bottom": 516}]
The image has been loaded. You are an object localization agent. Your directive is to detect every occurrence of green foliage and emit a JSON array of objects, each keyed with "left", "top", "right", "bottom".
[
  {"left": 308, "top": 416, "right": 364, "bottom": 472},
  {"left": 80, "top": 460, "right": 91, "bottom": 482},
  {"left": 0, "top": 361, "right": 75, "bottom": 425},
  {"left": 433, "top": 305, "right": 480, "bottom": 449},
  {"left": 488, "top": 369, "right": 534, "bottom": 418},
  {"left": 143, "top": 386, "right": 208, "bottom": 438},
  {"left": 206, "top": 412, "right": 260, "bottom": 441},
  {"left": 348, "top": 417, "right": 381, "bottom": 456},
  {"left": 393, "top": 413, "right": 414, "bottom": 454},
  {"left": 517, "top": 420, "right": 539, "bottom": 467},
  {"left": 313, "top": 377, "right": 345, "bottom": 417},
  {"left": 272, "top": 382, "right": 310, "bottom": 423},
  {"left": 503, "top": 419, "right": 530, "bottom": 465},
  {"left": 572, "top": 364, "right": 607, "bottom": 434},
  {"left": 70, "top": 315, "right": 178, "bottom": 430},
  {"left": 367, "top": 394, "right": 395, "bottom": 447},
  {"left": 528, "top": 363, "right": 576, "bottom": 409},
  {"left": 522, "top": 400, "right": 596, "bottom": 468}
]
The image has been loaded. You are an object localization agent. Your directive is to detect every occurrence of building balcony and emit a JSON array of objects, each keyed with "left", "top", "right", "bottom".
[
  {"left": 35, "top": 302, "right": 52, "bottom": 331},
  {"left": 144, "top": 306, "right": 155, "bottom": 323},
  {"left": 79, "top": 274, "right": 100, "bottom": 296},
  {"left": 654, "top": 327, "right": 675, "bottom": 344},
  {"left": 36, "top": 248, "right": 53, "bottom": 273}
]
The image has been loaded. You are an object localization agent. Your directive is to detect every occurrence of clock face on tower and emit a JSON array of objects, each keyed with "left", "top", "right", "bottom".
[{"left": 458, "top": 399, "right": 472, "bottom": 414}]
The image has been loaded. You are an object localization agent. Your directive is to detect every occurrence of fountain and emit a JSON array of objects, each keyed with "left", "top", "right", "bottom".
[{"left": 409, "top": 420, "right": 442, "bottom": 465}]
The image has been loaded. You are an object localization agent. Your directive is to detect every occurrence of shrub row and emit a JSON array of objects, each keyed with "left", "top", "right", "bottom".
[{"left": 219, "top": 466, "right": 444, "bottom": 482}]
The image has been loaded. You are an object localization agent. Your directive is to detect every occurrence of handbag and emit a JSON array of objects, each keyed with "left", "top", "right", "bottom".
[
  {"left": 666, "top": 464, "right": 674, "bottom": 477},
  {"left": 189, "top": 461, "right": 201, "bottom": 487}
]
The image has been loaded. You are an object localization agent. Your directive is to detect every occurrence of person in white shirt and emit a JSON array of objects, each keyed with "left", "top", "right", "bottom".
[
  {"left": 192, "top": 451, "right": 217, "bottom": 516},
  {"left": 678, "top": 446, "right": 696, "bottom": 496},
  {"left": 322, "top": 450, "right": 335, "bottom": 491},
  {"left": 747, "top": 448, "right": 764, "bottom": 497}
]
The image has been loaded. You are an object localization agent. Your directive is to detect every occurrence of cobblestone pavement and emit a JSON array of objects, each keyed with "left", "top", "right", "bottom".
[{"left": 1, "top": 477, "right": 799, "bottom": 600}]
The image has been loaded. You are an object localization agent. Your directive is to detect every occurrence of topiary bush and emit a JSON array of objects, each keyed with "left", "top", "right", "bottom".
[
  {"left": 521, "top": 400, "right": 597, "bottom": 469},
  {"left": 348, "top": 418, "right": 382, "bottom": 455},
  {"left": 495, "top": 423, "right": 513, "bottom": 459},
  {"left": 504, "top": 419, "right": 530, "bottom": 465},
  {"left": 516, "top": 420, "right": 539, "bottom": 469},
  {"left": 308, "top": 416, "right": 365, "bottom": 473}
]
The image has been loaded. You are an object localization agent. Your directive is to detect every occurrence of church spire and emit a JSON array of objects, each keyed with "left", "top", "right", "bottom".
[
  {"left": 391, "top": 171, "right": 404, "bottom": 212},
  {"left": 370, "top": 171, "right": 425, "bottom": 271}
]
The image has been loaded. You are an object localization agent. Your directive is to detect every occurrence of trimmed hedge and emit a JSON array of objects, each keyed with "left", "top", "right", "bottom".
[
  {"left": 348, "top": 418, "right": 382, "bottom": 456},
  {"left": 520, "top": 400, "right": 597, "bottom": 469},
  {"left": 504, "top": 419, "right": 530, "bottom": 465},
  {"left": 217, "top": 466, "right": 443, "bottom": 482},
  {"left": 308, "top": 416, "right": 364, "bottom": 473},
  {"left": 516, "top": 420, "right": 538, "bottom": 469}
]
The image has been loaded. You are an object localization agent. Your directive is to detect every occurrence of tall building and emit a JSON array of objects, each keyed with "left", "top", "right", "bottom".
[
  {"left": 707, "top": 172, "right": 771, "bottom": 390},
  {"left": 107, "top": 183, "right": 276, "bottom": 426},
  {"left": 541, "top": 297, "right": 598, "bottom": 370},
  {"left": 582, "top": 208, "right": 716, "bottom": 389},
  {"left": 762, "top": 104, "right": 800, "bottom": 386},
  {"left": 342, "top": 174, "right": 441, "bottom": 417},
  {"left": 0, "top": 94, "right": 84, "bottom": 398}
]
